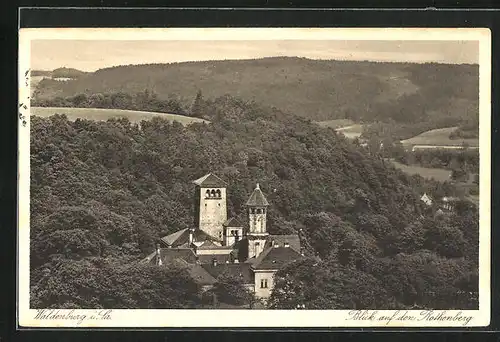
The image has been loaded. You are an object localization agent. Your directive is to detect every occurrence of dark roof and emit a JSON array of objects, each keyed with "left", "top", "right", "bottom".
[
  {"left": 223, "top": 216, "right": 244, "bottom": 227},
  {"left": 201, "top": 263, "right": 254, "bottom": 284},
  {"left": 245, "top": 184, "right": 269, "bottom": 206},
  {"left": 197, "top": 240, "right": 233, "bottom": 250},
  {"left": 142, "top": 248, "right": 198, "bottom": 265},
  {"left": 188, "top": 264, "right": 217, "bottom": 285},
  {"left": 266, "top": 234, "right": 301, "bottom": 252},
  {"left": 192, "top": 173, "right": 227, "bottom": 188},
  {"left": 252, "top": 246, "right": 303, "bottom": 270},
  {"left": 160, "top": 228, "right": 217, "bottom": 248}
]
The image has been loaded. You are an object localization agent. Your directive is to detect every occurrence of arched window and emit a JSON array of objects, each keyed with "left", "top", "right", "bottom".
[
  {"left": 211, "top": 189, "right": 216, "bottom": 197},
  {"left": 257, "top": 208, "right": 262, "bottom": 214},
  {"left": 205, "top": 190, "right": 210, "bottom": 198},
  {"left": 216, "top": 189, "right": 221, "bottom": 198},
  {"left": 251, "top": 208, "right": 255, "bottom": 214}
]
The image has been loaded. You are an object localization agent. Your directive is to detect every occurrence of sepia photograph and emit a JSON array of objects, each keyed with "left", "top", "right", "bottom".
[{"left": 18, "top": 28, "right": 491, "bottom": 328}]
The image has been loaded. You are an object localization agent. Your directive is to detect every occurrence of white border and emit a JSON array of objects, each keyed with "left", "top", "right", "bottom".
[{"left": 18, "top": 28, "right": 491, "bottom": 328}]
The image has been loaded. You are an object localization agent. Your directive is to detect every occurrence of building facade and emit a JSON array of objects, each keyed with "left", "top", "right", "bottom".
[{"left": 141, "top": 173, "right": 303, "bottom": 300}]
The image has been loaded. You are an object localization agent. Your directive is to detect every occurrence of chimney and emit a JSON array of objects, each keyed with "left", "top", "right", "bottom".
[
  {"left": 156, "top": 243, "right": 162, "bottom": 266},
  {"left": 189, "top": 229, "right": 194, "bottom": 245},
  {"left": 212, "top": 258, "right": 218, "bottom": 267},
  {"left": 284, "top": 242, "right": 290, "bottom": 248}
]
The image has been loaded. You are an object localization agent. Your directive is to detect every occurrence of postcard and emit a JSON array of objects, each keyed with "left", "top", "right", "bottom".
[{"left": 18, "top": 27, "right": 491, "bottom": 328}]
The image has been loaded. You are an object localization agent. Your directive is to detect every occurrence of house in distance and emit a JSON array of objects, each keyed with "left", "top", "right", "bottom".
[{"left": 141, "top": 173, "right": 303, "bottom": 300}]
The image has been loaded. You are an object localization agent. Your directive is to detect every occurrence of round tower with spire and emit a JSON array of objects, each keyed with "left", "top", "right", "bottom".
[{"left": 246, "top": 183, "right": 269, "bottom": 259}]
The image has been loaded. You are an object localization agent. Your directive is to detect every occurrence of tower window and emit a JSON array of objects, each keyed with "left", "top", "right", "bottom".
[
  {"left": 216, "top": 189, "right": 221, "bottom": 198},
  {"left": 260, "top": 279, "right": 268, "bottom": 288},
  {"left": 205, "top": 190, "right": 210, "bottom": 198},
  {"left": 211, "top": 189, "right": 216, "bottom": 197},
  {"left": 257, "top": 208, "right": 262, "bottom": 214}
]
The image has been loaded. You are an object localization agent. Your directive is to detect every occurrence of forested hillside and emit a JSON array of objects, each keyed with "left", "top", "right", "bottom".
[
  {"left": 32, "top": 58, "right": 479, "bottom": 126},
  {"left": 30, "top": 95, "right": 479, "bottom": 309}
]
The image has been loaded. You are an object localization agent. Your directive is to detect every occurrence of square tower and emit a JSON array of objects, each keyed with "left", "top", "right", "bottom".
[{"left": 193, "top": 173, "right": 228, "bottom": 241}]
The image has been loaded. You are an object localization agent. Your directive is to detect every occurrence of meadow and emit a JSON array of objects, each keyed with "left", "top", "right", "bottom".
[
  {"left": 30, "top": 107, "right": 208, "bottom": 125},
  {"left": 401, "top": 127, "right": 479, "bottom": 147},
  {"left": 389, "top": 159, "right": 452, "bottom": 182},
  {"left": 334, "top": 123, "right": 365, "bottom": 139},
  {"left": 315, "top": 119, "right": 355, "bottom": 129}
]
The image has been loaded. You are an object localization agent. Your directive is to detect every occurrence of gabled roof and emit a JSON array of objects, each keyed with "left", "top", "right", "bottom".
[
  {"left": 266, "top": 234, "right": 301, "bottom": 252},
  {"left": 161, "top": 228, "right": 189, "bottom": 246},
  {"left": 201, "top": 263, "right": 254, "bottom": 284},
  {"left": 197, "top": 240, "right": 232, "bottom": 250},
  {"left": 160, "top": 228, "right": 217, "bottom": 248},
  {"left": 193, "top": 173, "right": 227, "bottom": 188},
  {"left": 245, "top": 183, "right": 269, "bottom": 206},
  {"left": 251, "top": 246, "right": 303, "bottom": 271},
  {"left": 142, "top": 248, "right": 198, "bottom": 265}
]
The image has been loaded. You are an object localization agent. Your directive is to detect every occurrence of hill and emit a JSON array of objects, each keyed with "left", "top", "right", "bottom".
[
  {"left": 30, "top": 96, "right": 478, "bottom": 310},
  {"left": 31, "top": 107, "right": 208, "bottom": 125},
  {"left": 52, "top": 67, "right": 89, "bottom": 79},
  {"left": 32, "top": 57, "right": 479, "bottom": 124}
]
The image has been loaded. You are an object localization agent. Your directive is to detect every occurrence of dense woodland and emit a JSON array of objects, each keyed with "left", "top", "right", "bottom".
[
  {"left": 30, "top": 95, "right": 479, "bottom": 309},
  {"left": 32, "top": 58, "right": 478, "bottom": 129}
]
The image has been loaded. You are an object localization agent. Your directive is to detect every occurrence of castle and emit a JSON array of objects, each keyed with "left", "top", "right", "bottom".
[{"left": 141, "top": 173, "right": 303, "bottom": 300}]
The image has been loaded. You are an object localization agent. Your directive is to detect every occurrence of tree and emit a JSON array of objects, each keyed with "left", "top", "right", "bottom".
[
  {"left": 209, "top": 271, "right": 255, "bottom": 307},
  {"left": 191, "top": 90, "right": 205, "bottom": 118}
]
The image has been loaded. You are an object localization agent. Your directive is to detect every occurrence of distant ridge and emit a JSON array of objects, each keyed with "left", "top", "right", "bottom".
[{"left": 33, "top": 57, "right": 479, "bottom": 123}]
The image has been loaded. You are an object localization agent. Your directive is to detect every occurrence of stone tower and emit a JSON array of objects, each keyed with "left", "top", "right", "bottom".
[
  {"left": 193, "top": 173, "right": 228, "bottom": 241},
  {"left": 246, "top": 183, "right": 269, "bottom": 259}
]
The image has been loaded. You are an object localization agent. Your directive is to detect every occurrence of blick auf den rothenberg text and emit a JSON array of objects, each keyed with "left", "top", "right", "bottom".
[{"left": 346, "top": 310, "right": 474, "bottom": 326}]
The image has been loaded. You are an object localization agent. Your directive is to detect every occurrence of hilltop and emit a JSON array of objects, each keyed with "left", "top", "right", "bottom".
[{"left": 32, "top": 57, "right": 479, "bottom": 124}]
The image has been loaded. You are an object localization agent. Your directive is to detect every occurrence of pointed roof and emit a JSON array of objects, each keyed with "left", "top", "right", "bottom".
[
  {"left": 192, "top": 173, "right": 227, "bottom": 188},
  {"left": 245, "top": 183, "right": 269, "bottom": 206}
]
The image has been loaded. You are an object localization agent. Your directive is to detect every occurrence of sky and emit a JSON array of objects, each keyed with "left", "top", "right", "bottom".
[{"left": 31, "top": 40, "right": 479, "bottom": 72}]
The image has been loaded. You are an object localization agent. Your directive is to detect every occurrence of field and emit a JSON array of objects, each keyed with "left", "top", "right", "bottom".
[
  {"left": 401, "top": 127, "right": 479, "bottom": 147},
  {"left": 389, "top": 160, "right": 452, "bottom": 182},
  {"left": 30, "top": 107, "right": 208, "bottom": 125},
  {"left": 316, "top": 119, "right": 355, "bottom": 129},
  {"left": 334, "top": 124, "right": 365, "bottom": 139}
]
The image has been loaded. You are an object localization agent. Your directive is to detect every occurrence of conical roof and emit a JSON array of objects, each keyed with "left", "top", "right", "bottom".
[
  {"left": 192, "top": 173, "right": 227, "bottom": 187},
  {"left": 245, "top": 183, "right": 269, "bottom": 206}
]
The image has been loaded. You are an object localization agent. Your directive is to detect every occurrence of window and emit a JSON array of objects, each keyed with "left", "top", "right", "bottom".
[
  {"left": 216, "top": 189, "right": 221, "bottom": 198},
  {"left": 211, "top": 189, "right": 216, "bottom": 197},
  {"left": 260, "top": 279, "right": 268, "bottom": 288},
  {"left": 205, "top": 190, "right": 210, "bottom": 198},
  {"left": 257, "top": 208, "right": 262, "bottom": 214}
]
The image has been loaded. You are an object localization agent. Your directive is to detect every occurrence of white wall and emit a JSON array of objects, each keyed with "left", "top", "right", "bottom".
[{"left": 254, "top": 270, "right": 277, "bottom": 298}]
